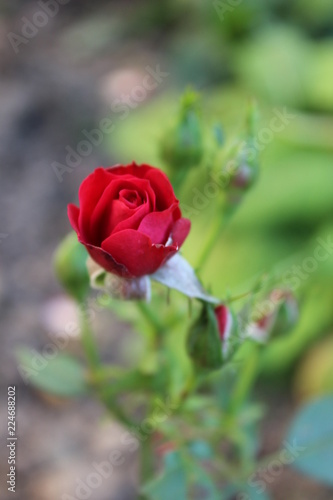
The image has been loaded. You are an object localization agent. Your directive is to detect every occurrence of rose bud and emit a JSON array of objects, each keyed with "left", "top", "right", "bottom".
[
  {"left": 160, "top": 90, "right": 203, "bottom": 172},
  {"left": 269, "top": 289, "right": 299, "bottom": 338},
  {"left": 229, "top": 161, "right": 258, "bottom": 192},
  {"left": 222, "top": 101, "right": 259, "bottom": 213},
  {"left": 247, "top": 289, "right": 299, "bottom": 343},
  {"left": 68, "top": 163, "right": 191, "bottom": 279},
  {"left": 53, "top": 231, "right": 90, "bottom": 302},
  {"left": 215, "top": 304, "right": 238, "bottom": 359},
  {"left": 224, "top": 144, "right": 259, "bottom": 211},
  {"left": 187, "top": 303, "right": 237, "bottom": 370}
]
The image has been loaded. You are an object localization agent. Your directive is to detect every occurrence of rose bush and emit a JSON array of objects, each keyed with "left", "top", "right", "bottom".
[{"left": 68, "top": 162, "right": 191, "bottom": 278}]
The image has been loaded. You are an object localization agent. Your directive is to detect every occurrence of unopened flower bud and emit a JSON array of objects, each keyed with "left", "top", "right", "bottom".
[
  {"left": 160, "top": 90, "right": 203, "bottom": 172},
  {"left": 229, "top": 161, "right": 257, "bottom": 191},
  {"left": 186, "top": 303, "right": 223, "bottom": 370},
  {"left": 222, "top": 101, "right": 259, "bottom": 212},
  {"left": 186, "top": 303, "right": 238, "bottom": 370},
  {"left": 53, "top": 232, "right": 90, "bottom": 303},
  {"left": 247, "top": 289, "right": 298, "bottom": 343}
]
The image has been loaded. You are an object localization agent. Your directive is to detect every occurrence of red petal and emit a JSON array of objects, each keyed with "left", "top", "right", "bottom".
[
  {"left": 171, "top": 218, "right": 191, "bottom": 248},
  {"left": 90, "top": 178, "right": 155, "bottom": 241},
  {"left": 67, "top": 204, "right": 80, "bottom": 234},
  {"left": 78, "top": 168, "right": 114, "bottom": 241},
  {"left": 101, "top": 229, "right": 175, "bottom": 277},
  {"left": 143, "top": 166, "right": 178, "bottom": 210},
  {"left": 83, "top": 242, "right": 130, "bottom": 277},
  {"left": 138, "top": 206, "right": 176, "bottom": 245},
  {"left": 106, "top": 162, "right": 151, "bottom": 179}
]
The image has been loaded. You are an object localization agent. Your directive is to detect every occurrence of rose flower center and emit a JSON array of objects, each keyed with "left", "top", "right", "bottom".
[{"left": 118, "top": 189, "right": 143, "bottom": 208}]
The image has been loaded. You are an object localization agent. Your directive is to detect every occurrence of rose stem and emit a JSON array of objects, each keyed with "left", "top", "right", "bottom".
[
  {"left": 80, "top": 302, "right": 134, "bottom": 428},
  {"left": 79, "top": 301, "right": 100, "bottom": 371},
  {"left": 137, "top": 300, "right": 166, "bottom": 335},
  {"left": 195, "top": 214, "right": 226, "bottom": 271}
]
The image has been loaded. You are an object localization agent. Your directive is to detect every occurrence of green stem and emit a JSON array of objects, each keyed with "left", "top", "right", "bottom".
[
  {"left": 228, "top": 342, "right": 260, "bottom": 416},
  {"left": 79, "top": 302, "right": 135, "bottom": 428},
  {"left": 137, "top": 300, "right": 166, "bottom": 334},
  {"left": 79, "top": 302, "right": 100, "bottom": 372},
  {"left": 196, "top": 214, "right": 225, "bottom": 270}
]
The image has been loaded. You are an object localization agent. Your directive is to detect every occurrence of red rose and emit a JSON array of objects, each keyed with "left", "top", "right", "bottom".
[{"left": 68, "top": 162, "right": 191, "bottom": 278}]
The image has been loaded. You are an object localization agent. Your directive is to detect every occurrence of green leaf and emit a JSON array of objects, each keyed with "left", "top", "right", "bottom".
[
  {"left": 142, "top": 451, "right": 187, "bottom": 500},
  {"left": 285, "top": 396, "right": 333, "bottom": 486},
  {"left": 16, "top": 347, "right": 89, "bottom": 397},
  {"left": 188, "top": 440, "right": 213, "bottom": 460},
  {"left": 187, "top": 461, "right": 220, "bottom": 500}
]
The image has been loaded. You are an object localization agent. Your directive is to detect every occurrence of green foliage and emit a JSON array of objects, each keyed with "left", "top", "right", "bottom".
[
  {"left": 16, "top": 348, "right": 89, "bottom": 397},
  {"left": 142, "top": 451, "right": 187, "bottom": 500}
]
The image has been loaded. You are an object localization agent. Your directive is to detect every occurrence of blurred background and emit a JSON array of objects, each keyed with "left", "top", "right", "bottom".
[{"left": 1, "top": 0, "right": 333, "bottom": 498}]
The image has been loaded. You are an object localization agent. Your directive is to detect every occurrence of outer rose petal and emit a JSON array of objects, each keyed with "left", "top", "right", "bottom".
[
  {"left": 84, "top": 242, "right": 129, "bottom": 277},
  {"left": 170, "top": 218, "right": 191, "bottom": 248},
  {"left": 106, "top": 162, "right": 151, "bottom": 179},
  {"left": 68, "top": 204, "right": 80, "bottom": 234},
  {"left": 101, "top": 229, "right": 176, "bottom": 277},
  {"left": 143, "top": 166, "right": 178, "bottom": 210},
  {"left": 78, "top": 168, "right": 114, "bottom": 240}
]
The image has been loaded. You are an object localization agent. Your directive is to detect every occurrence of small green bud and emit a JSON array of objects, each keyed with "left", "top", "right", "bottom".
[
  {"left": 160, "top": 89, "right": 204, "bottom": 171},
  {"left": 53, "top": 232, "right": 90, "bottom": 302},
  {"left": 186, "top": 303, "right": 223, "bottom": 371}
]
